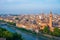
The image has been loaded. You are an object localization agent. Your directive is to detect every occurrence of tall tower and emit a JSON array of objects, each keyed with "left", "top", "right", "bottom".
[{"left": 49, "top": 11, "right": 53, "bottom": 31}]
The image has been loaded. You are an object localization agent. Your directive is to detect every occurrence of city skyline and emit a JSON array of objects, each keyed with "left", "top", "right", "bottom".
[{"left": 0, "top": 0, "right": 60, "bottom": 14}]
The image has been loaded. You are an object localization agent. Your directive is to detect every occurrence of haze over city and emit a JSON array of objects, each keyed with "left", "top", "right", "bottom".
[
  {"left": 0, "top": 0, "right": 60, "bottom": 14},
  {"left": 0, "top": 0, "right": 60, "bottom": 40}
]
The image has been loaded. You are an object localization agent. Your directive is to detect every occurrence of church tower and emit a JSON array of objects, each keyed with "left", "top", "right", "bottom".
[{"left": 49, "top": 11, "right": 53, "bottom": 31}]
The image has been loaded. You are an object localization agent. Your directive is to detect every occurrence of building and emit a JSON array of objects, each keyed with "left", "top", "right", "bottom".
[
  {"left": 34, "top": 11, "right": 54, "bottom": 32},
  {"left": 16, "top": 11, "right": 54, "bottom": 32},
  {"left": 0, "top": 11, "right": 59, "bottom": 32}
]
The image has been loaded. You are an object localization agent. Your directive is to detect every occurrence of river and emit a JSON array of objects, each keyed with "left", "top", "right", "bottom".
[{"left": 0, "top": 23, "right": 58, "bottom": 40}]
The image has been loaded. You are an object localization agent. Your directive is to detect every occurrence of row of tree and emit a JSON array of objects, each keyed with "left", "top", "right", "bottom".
[
  {"left": 0, "top": 27, "right": 23, "bottom": 40},
  {"left": 42, "top": 26, "right": 60, "bottom": 37},
  {"left": 7, "top": 22, "right": 16, "bottom": 26}
]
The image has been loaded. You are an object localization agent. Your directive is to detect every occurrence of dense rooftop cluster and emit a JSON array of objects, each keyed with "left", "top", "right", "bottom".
[{"left": 0, "top": 12, "right": 60, "bottom": 32}]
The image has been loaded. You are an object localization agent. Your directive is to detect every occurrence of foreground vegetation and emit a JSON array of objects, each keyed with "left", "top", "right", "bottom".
[
  {"left": 42, "top": 26, "right": 60, "bottom": 37},
  {"left": 0, "top": 27, "right": 23, "bottom": 40}
]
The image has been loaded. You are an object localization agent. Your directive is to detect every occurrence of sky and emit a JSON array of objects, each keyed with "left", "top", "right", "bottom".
[{"left": 0, "top": 0, "right": 60, "bottom": 14}]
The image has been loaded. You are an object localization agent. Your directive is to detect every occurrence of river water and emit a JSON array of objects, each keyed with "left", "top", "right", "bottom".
[{"left": 0, "top": 23, "right": 57, "bottom": 40}]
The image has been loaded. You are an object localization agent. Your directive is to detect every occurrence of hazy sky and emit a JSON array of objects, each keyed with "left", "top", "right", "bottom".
[{"left": 0, "top": 0, "right": 60, "bottom": 14}]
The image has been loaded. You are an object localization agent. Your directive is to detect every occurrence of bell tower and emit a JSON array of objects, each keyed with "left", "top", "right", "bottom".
[{"left": 49, "top": 11, "right": 53, "bottom": 31}]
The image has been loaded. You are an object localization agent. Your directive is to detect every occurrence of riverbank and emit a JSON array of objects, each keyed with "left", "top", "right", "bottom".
[
  {"left": 0, "top": 27, "right": 23, "bottom": 40},
  {"left": 7, "top": 24, "right": 60, "bottom": 40},
  {"left": 0, "top": 20, "right": 60, "bottom": 40},
  {"left": 43, "top": 34, "right": 60, "bottom": 40}
]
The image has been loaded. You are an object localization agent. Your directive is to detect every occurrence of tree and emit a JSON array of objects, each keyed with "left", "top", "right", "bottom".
[
  {"left": 7, "top": 22, "right": 16, "bottom": 26},
  {"left": 15, "top": 18, "right": 19, "bottom": 20},
  {"left": 2, "top": 31, "right": 13, "bottom": 38},
  {"left": 12, "top": 33, "right": 23, "bottom": 40},
  {"left": 52, "top": 27, "right": 60, "bottom": 37},
  {"left": 43, "top": 26, "right": 50, "bottom": 34},
  {"left": 0, "top": 27, "right": 23, "bottom": 40}
]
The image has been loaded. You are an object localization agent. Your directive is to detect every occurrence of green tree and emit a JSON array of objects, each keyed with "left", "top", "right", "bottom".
[
  {"left": 0, "top": 27, "right": 23, "bottom": 40},
  {"left": 12, "top": 33, "right": 23, "bottom": 40},
  {"left": 43, "top": 26, "right": 50, "bottom": 34},
  {"left": 0, "top": 29, "right": 3, "bottom": 37},
  {"left": 2, "top": 31, "right": 13, "bottom": 38},
  {"left": 53, "top": 27, "right": 60, "bottom": 37},
  {"left": 15, "top": 18, "right": 19, "bottom": 20},
  {"left": 0, "top": 27, "right": 6, "bottom": 37},
  {"left": 7, "top": 22, "right": 16, "bottom": 26}
]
